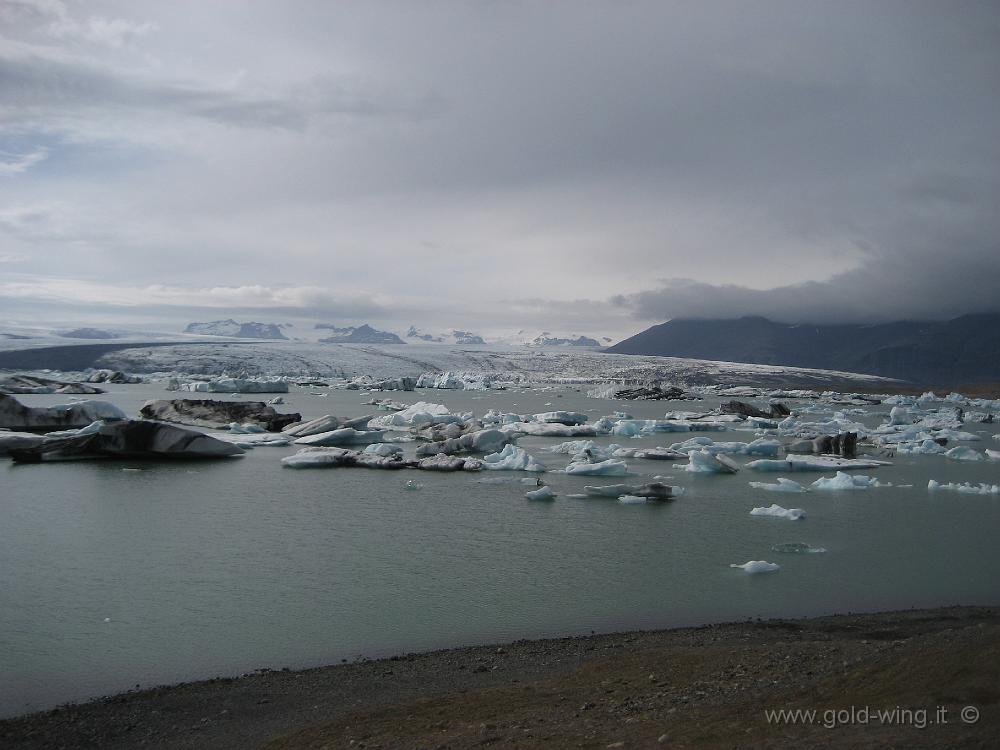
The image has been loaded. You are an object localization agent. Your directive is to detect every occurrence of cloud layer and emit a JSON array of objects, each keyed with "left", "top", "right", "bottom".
[{"left": 0, "top": 1, "right": 998, "bottom": 335}]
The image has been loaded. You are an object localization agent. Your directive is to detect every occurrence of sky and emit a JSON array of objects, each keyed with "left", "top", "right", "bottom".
[{"left": 1, "top": 0, "right": 998, "bottom": 339}]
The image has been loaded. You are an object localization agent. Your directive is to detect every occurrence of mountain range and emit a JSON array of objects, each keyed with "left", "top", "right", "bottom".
[{"left": 607, "top": 315, "right": 1000, "bottom": 384}]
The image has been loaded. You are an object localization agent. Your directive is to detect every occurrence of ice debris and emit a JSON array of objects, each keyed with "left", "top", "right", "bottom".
[
  {"left": 749, "top": 478, "right": 807, "bottom": 493},
  {"left": 730, "top": 560, "right": 780, "bottom": 574},
  {"left": 750, "top": 504, "right": 806, "bottom": 520}
]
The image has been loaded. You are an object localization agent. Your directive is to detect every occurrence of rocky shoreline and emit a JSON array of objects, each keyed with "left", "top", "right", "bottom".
[{"left": 2, "top": 605, "right": 996, "bottom": 749}]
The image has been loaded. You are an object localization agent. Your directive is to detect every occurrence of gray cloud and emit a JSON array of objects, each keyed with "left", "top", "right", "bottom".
[{"left": 0, "top": 1, "right": 998, "bottom": 335}]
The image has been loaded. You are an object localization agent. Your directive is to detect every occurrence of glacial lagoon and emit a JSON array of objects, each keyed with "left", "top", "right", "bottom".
[{"left": 2, "top": 383, "right": 1000, "bottom": 717}]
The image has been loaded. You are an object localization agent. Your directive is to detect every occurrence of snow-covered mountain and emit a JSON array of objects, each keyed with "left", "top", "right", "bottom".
[
  {"left": 494, "top": 330, "right": 611, "bottom": 347},
  {"left": 316, "top": 324, "right": 405, "bottom": 344},
  {"left": 406, "top": 327, "right": 485, "bottom": 345},
  {"left": 184, "top": 320, "right": 289, "bottom": 339}
]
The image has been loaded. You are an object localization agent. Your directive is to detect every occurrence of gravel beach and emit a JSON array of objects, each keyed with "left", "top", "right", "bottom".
[{"left": 2, "top": 605, "right": 997, "bottom": 749}]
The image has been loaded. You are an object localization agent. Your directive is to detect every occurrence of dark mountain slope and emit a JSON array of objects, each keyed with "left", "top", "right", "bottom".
[{"left": 607, "top": 314, "right": 1000, "bottom": 384}]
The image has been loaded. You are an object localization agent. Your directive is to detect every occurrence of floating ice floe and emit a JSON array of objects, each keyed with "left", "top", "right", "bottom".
[
  {"left": 564, "top": 458, "right": 629, "bottom": 476},
  {"left": 530, "top": 411, "right": 589, "bottom": 425},
  {"left": 944, "top": 446, "right": 985, "bottom": 462},
  {"left": 293, "top": 428, "right": 386, "bottom": 447},
  {"left": 227, "top": 422, "right": 266, "bottom": 434},
  {"left": 745, "top": 455, "right": 891, "bottom": 472},
  {"left": 364, "top": 443, "right": 404, "bottom": 457},
  {"left": 771, "top": 542, "right": 826, "bottom": 554},
  {"left": 668, "top": 437, "right": 781, "bottom": 458},
  {"left": 987, "top": 449, "right": 1000, "bottom": 461},
  {"left": 0, "top": 429, "right": 47, "bottom": 455},
  {"left": 501, "top": 421, "right": 598, "bottom": 437},
  {"left": 809, "top": 471, "right": 882, "bottom": 490},
  {"left": 683, "top": 449, "right": 740, "bottom": 474},
  {"left": 895, "top": 439, "right": 947, "bottom": 455},
  {"left": 927, "top": 479, "right": 1000, "bottom": 495},
  {"left": 370, "top": 401, "right": 470, "bottom": 429},
  {"left": 1, "top": 394, "right": 127, "bottom": 430},
  {"left": 730, "top": 560, "right": 780, "bottom": 574},
  {"left": 282, "top": 414, "right": 372, "bottom": 437},
  {"left": 618, "top": 495, "right": 652, "bottom": 504},
  {"left": 581, "top": 482, "right": 677, "bottom": 500},
  {"left": 525, "top": 485, "right": 556, "bottom": 501},
  {"left": 748, "top": 478, "right": 807, "bottom": 493},
  {"left": 481, "top": 444, "right": 546, "bottom": 472},
  {"left": 415, "top": 428, "right": 513, "bottom": 457},
  {"left": 181, "top": 377, "right": 289, "bottom": 394},
  {"left": 749, "top": 504, "right": 806, "bottom": 520}
]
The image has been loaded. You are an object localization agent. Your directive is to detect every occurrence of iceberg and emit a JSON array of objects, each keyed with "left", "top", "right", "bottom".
[
  {"left": 564, "top": 458, "right": 629, "bottom": 476},
  {"left": 481, "top": 445, "right": 546, "bottom": 472},
  {"left": 746, "top": 455, "right": 891, "bottom": 472},
  {"left": 282, "top": 414, "right": 372, "bottom": 437},
  {"left": 371, "top": 401, "right": 469, "bottom": 428},
  {"left": 530, "top": 411, "right": 589, "bottom": 425},
  {"left": 683, "top": 449, "right": 740, "bottom": 474},
  {"left": 181, "top": 377, "right": 288, "bottom": 393},
  {"left": 525, "top": 485, "right": 556, "bottom": 501},
  {"left": 363, "top": 443, "right": 404, "bottom": 457},
  {"left": 140, "top": 399, "right": 301, "bottom": 432},
  {"left": 750, "top": 504, "right": 806, "bottom": 520},
  {"left": 414, "top": 429, "right": 512, "bottom": 457},
  {"left": 1, "top": 394, "right": 126, "bottom": 430},
  {"left": 927, "top": 479, "right": 1000, "bottom": 495},
  {"left": 293, "top": 428, "right": 386, "bottom": 447},
  {"left": 0, "top": 430, "right": 46, "bottom": 455},
  {"left": 730, "top": 560, "right": 780, "bottom": 574},
  {"left": 944, "top": 446, "right": 985, "bottom": 462},
  {"left": 9, "top": 420, "right": 245, "bottom": 462},
  {"left": 501, "top": 422, "right": 598, "bottom": 437},
  {"left": 749, "top": 478, "right": 807, "bottom": 493},
  {"left": 809, "top": 471, "right": 879, "bottom": 490},
  {"left": 771, "top": 542, "right": 826, "bottom": 554}
]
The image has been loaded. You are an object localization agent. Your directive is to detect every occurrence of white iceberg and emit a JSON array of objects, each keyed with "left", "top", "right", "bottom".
[
  {"left": 750, "top": 504, "right": 806, "bottom": 520},
  {"left": 482, "top": 444, "right": 546, "bottom": 472},
  {"left": 748, "top": 478, "right": 807, "bottom": 493},
  {"left": 564, "top": 458, "right": 629, "bottom": 476},
  {"left": 730, "top": 560, "right": 780, "bottom": 574},
  {"left": 293, "top": 428, "right": 386, "bottom": 447},
  {"left": 944, "top": 446, "right": 984, "bottom": 462},
  {"left": 683, "top": 449, "right": 740, "bottom": 474},
  {"left": 810, "top": 471, "right": 880, "bottom": 490},
  {"left": 363, "top": 443, "right": 404, "bottom": 457},
  {"left": 525, "top": 485, "right": 556, "bottom": 500},
  {"left": 927, "top": 479, "right": 1000, "bottom": 495}
]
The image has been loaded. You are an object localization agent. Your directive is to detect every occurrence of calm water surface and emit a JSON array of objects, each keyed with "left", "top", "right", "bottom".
[{"left": 2, "top": 384, "right": 999, "bottom": 716}]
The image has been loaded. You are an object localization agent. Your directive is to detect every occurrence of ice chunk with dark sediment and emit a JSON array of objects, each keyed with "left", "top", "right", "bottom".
[
  {"left": 810, "top": 471, "right": 881, "bottom": 490},
  {"left": 282, "top": 414, "right": 372, "bottom": 436},
  {"left": 293, "top": 428, "right": 386, "bottom": 446},
  {"left": 749, "top": 478, "right": 806, "bottom": 493},
  {"left": 745, "top": 455, "right": 890, "bottom": 472},
  {"left": 9, "top": 420, "right": 245, "bottom": 462},
  {"left": 771, "top": 542, "right": 826, "bottom": 554},
  {"left": 1, "top": 394, "right": 126, "bottom": 430}
]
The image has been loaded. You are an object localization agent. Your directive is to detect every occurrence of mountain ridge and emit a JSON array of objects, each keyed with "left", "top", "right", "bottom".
[{"left": 607, "top": 314, "right": 1000, "bottom": 384}]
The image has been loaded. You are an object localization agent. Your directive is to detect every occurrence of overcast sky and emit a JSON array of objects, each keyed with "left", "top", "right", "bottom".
[{"left": 1, "top": 1, "right": 998, "bottom": 337}]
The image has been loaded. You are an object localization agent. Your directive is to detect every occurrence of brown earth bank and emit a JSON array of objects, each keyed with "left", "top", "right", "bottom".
[{"left": 2, "top": 606, "right": 997, "bottom": 750}]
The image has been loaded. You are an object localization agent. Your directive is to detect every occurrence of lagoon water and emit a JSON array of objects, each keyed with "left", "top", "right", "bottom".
[{"left": 2, "top": 384, "right": 1000, "bottom": 717}]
